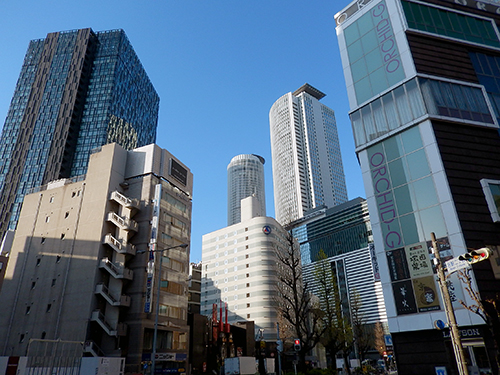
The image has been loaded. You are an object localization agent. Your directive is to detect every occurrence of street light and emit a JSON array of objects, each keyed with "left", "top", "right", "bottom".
[{"left": 146, "top": 243, "right": 188, "bottom": 374}]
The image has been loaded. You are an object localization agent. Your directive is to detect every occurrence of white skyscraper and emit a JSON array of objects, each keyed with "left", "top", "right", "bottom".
[
  {"left": 202, "top": 196, "right": 289, "bottom": 341},
  {"left": 269, "top": 83, "right": 348, "bottom": 225},
  {"left": 227, "top": 154, "right": 266, "bottom": 226}
]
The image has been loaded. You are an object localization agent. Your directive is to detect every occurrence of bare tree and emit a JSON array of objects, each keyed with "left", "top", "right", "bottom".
[
  {"left": 457, "top": 268, "right": 500, "bottom": 372},
  {"left": 374, "top": 322, "right": 386, "bottom": 357},
  {"left": 274, "top": 233, "right": 325, "bottom": 373},
  {"left": 314, "top": 249, "right": 353, "bottom": 374},
  {"left": 350, "top": 291, "right": 373, "bottom": 362}
]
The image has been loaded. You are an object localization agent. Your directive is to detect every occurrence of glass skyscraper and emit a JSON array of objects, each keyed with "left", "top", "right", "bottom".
[
  {"left": 269, "top": 83, "right": 348, "bottom": 226},
  {"left": 0, "top": 28, "right": 159, "bottom": 238},
  {"left": 227, "top": 154, "right": 266, "bottom": 226}
]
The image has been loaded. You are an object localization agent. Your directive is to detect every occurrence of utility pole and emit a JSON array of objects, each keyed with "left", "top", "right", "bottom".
[{"left": 431, "top": 232, "right": 469, "bottom": 375}]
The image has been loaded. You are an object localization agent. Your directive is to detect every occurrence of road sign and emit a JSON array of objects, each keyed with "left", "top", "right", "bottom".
[{"left": 445, "top": 257, "right": 470, "bottom": 274}]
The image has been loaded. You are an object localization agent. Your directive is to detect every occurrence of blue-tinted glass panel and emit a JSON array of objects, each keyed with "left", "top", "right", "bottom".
[
  {"left": 401, "top": 126, "right": 422, "bottom": 153},
  {"left": 389, "top": 158, "right": 409, "bottom": 187},
  {"left": 394, "top": 184, "right": 415, "bottom": 215},
  {"left": 406, "top": 149, "right": 430, "bottom": 180},
  {"left": 402, "top": 1, "right": 500, "bottom": 48},
  {"left": 413, "top": 176, "right": 438, "bottom": 209}
]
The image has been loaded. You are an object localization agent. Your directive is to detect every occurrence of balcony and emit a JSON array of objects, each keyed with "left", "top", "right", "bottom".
[
  {"left": 110, "top": 191, "right": 139, "bottom": 214},
  {"left": 99, "top": 258, "right": 133, "bottom": 280},
  {"left": 103, "top": 233, "right": 136, "bottom": 256},
  {"left": 95, "top": 283, "right": 131, "bottom": 307},
  {"left": 90, "top": 310, "right": 127, "bottom": 337},
  {"left": 107, "top": 212, "right": 138, "bottom": 232},
  {"left": 83, "top": 340, "right": 104, "bottom": 357}
]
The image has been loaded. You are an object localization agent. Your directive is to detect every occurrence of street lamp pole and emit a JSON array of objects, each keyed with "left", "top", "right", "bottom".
[{"left": 150, "top": 243, "right": 188, "bottom": 374}]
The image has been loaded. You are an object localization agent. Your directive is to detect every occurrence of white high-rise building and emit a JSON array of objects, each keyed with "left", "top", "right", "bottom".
[
  {"left": 269, "top": 83, "right": 348, "bottom": 225},
  {"left": 201, "top": 196, "right": 289, "bottom": 341},
  {"left": 227, "top": 154, "right": 266, "bottom": 226}
]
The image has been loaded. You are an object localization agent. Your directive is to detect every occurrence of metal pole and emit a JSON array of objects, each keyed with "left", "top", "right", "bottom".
[
  {"left": 277, "top": 323, "right": 282, "bottom": 375},
  {"left": 431, "top": 232, "right": 468, "bottom": 375},
  {"left": 151, "top": 250, "right": 163, "bottom": 374}
]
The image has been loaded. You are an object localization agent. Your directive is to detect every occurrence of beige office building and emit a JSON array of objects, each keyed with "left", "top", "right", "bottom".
[
  {"left": 0, "top": 143, "right": 192, "bottom": 374},
  {"left": 201, "top": 196, "right": 290, "bottom": 341}
]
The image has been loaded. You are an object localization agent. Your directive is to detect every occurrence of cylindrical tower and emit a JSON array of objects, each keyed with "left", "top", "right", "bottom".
[{"left": 227, "top": 154, "right": 266, "bottom": 226}]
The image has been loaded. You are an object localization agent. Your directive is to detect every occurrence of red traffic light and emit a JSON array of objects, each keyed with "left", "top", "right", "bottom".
[
  {"left": 458, "top": 248, "right": 491, "bottom": 264},
  {"left": 293, "top": 339, "right": 301, "bottom": 351}
]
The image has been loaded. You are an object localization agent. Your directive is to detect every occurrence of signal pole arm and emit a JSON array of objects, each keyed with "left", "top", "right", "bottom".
[{"left": 431, "top": 232, "right": 469, "bottom": 375}]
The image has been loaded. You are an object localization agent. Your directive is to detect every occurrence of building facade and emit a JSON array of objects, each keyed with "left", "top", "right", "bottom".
[
  {"left": 0, "top": 143, "right": 192, "bottom": 375},
  {"left": 292, "top": 199, "right": 385, "bottom": 361},
  {"left": 269, "top": 83, "right": 348, "bottom": 226},
  {"left": 290, "top": 197, "right": 373, "bottom": 265},
  {"left": 335, "top": 0, "right": 500, "bottom": 373},
  {"left": 227, "top": 154, "right": 266, "bottom": 226},
  {"left": 201, "top": 196, "right": 289, "bottom": 341},
  {"left": 0, "top": 28, "right": 159, "bottom": 238}
]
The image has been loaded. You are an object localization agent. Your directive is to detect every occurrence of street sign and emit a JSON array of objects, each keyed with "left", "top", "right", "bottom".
[
  {"left": 384, "top": 335, "right": 393, "bottom": 346},
  {"left": 445, "top": 257, "right": 470, "bottom": 274}
]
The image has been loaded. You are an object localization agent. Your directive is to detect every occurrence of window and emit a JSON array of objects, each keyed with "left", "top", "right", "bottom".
[
  {"left": 46, "top": 304, "right": 52, "bottom": 313},
  {"left": 36, "top": 258, "right": 41, "bottom": 266},
  {"left": 246, "top": 273, "right": 249, "bottom": 278},
  {"left": 246, "top": 293, "right": 250, "bottom": 298},
  {"left": 247, "top": 303, "right": 250, "bottom": 308},
  {"left": 56, "top": 256, "right": 61, "bottom": 263},
  {"left": 26, "top": 306, "right": 31, "bottom": 314},
  {"left": 60, "top": 233, "right": 65, "bottom": 240},
  {"left": 481, "top": 179, "right": 500, "bottom": 222},
  {"left": 31, "top": 282, "right": 36, "bottom": 290},
  {"left": 65, "top": 211, "right": 69, "bottom": 218}
]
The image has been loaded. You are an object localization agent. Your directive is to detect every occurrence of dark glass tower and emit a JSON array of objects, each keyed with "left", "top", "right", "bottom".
[{"left": 0, "top": 28, "right": 159, "bottom": 237}]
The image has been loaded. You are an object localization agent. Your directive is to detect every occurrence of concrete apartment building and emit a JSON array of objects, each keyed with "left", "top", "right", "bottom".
[{"left": 0, "top": 142, "right": 192, "bottom": 375}]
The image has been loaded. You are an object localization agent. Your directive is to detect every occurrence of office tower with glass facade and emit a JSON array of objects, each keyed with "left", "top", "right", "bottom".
[
  {"left": 290, "top": 198, "right": 386, "bottom": 351},
  {"left": 335, "top": 0, "right": 500, "bottom": 372},
  {"left": 269, "top": 83, "right": 348, "bottom": 226},
  {"left": 0, "top": 28, "right": 159, "bottom": 239},
  {"left": 227, "top": 154, "right": 266, "bottom": 226}
]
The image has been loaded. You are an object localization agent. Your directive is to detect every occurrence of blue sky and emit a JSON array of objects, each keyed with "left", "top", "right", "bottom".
[{"left": 0, "top": 0, "right": 364, "bottom": 262}]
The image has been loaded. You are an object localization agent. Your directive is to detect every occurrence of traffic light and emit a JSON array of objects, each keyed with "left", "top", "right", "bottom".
[
  {"left": 294, "top": 339, "right": 301, "bottom": 351},
  {"left": 458, "top": 248, "right": 491, "bottom": 264}
]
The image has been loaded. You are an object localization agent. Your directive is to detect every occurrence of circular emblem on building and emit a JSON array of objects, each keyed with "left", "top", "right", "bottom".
[{"left": 262, "top": 225, "right": 272, "bottom": 235}]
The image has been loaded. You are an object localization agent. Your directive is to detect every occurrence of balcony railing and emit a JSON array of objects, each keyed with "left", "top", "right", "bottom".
[
  {"left": 110, "top": 191, "right": 140, "bottom": 212},
  {"left": 103, "top": 233, "right": 136, "bottom": 256},
  {"left": 107, "top": 212, "right": 138, "bottom": 232},
  {"left": 95, "top": 283, "right": 131, "bottom": 307},
  {"left": 99, "top": 258, "right": 133, "bottom": 280}
]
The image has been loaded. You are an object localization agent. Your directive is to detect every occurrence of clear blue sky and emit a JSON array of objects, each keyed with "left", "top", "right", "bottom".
[{"left": 0, "top": 0, "right": 364, "bottom": 262}]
